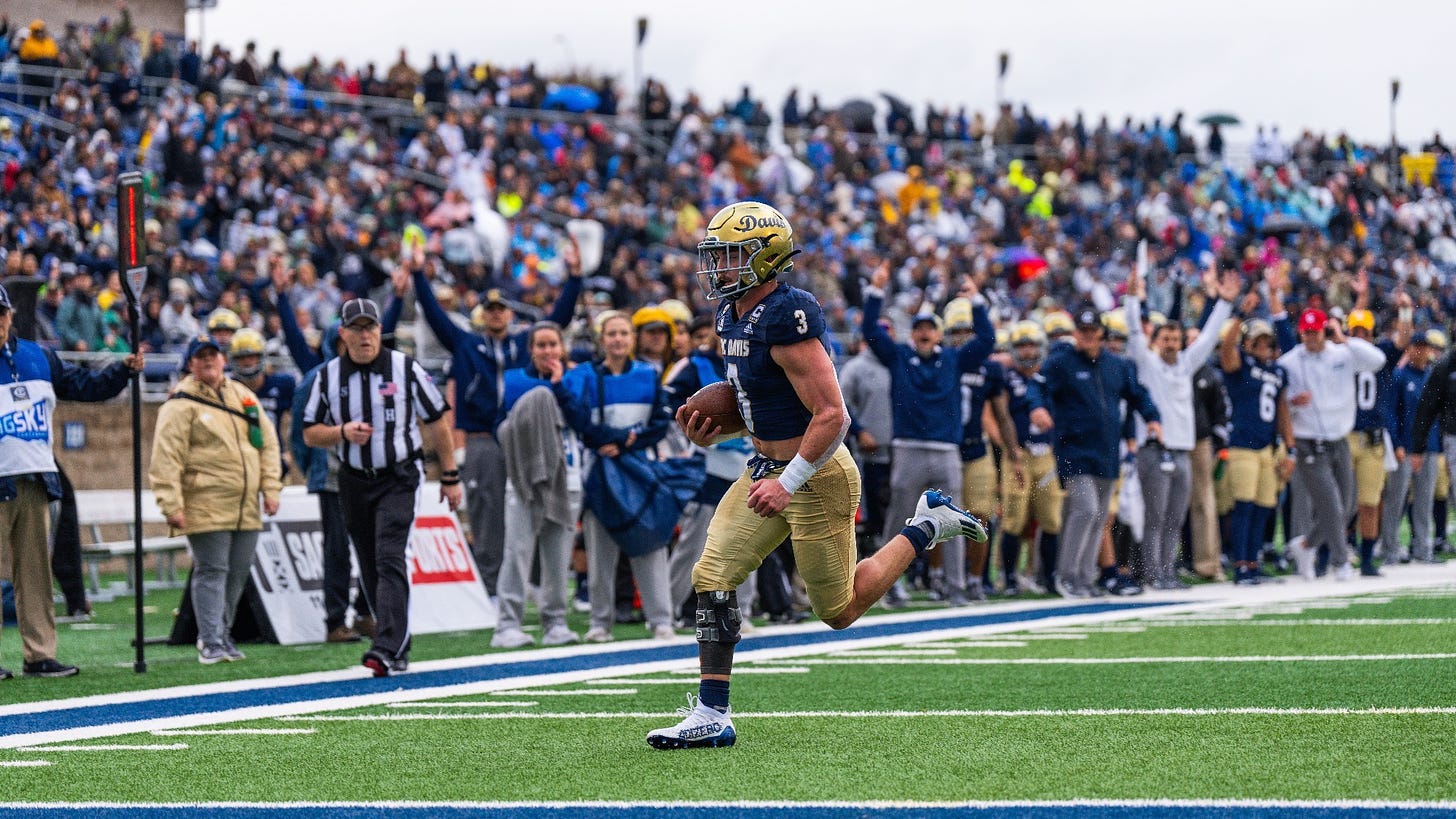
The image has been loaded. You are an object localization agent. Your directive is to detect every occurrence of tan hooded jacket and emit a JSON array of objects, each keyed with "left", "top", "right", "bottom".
[{"left": 149, "top": 375, "right": 282, "bottom": 535}]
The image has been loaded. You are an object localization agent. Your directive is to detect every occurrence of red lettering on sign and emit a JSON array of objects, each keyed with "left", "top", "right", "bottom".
[{"left": 409, "top": 516, "right": 477, "bottom": 584}]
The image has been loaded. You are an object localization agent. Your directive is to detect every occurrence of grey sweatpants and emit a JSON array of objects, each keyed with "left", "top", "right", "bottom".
[
  {"left": 882, "top": 442, "right": 964, "bottom": 596},
  {"left": 583, "top": 510, "right": 674, "bottom": 632},
  {"left": 1057, "top": 475, "right": 1115, "bottom": 590},
  {"left": 496, "top": 484, "right": 581, "bottom": 633},
  {"left": 1136, "top": 447, "right": 1192, "bottom": 585},
  {"left": 464, "top": 434, "right": 507, "bottom": 595},
  {"left": 1384, "top": 454, "right": 1439, "bottom": 562},
  {"left": 1290, "top": 437, "right": 1355, "bottom": 566},
  {"left": 187, "top": 529, "right": 259, "bottom": 650},
  {"left": 668, "top": 501, "right": 756, "bottom": 621}
]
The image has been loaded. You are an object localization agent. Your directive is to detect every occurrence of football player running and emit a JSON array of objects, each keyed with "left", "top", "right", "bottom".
[{"left": 647, "top": 202, "right": 985, "bottom": 750}]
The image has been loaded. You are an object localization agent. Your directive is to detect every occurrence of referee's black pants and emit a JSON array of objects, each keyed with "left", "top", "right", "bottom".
[{"left": 339, "top": 465, "right": 419, "bottom": 661}]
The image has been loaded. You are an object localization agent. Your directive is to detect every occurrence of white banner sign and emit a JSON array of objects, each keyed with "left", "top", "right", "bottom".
[{"left": 250, "top": 485, "right": 496, "bottom": 645}]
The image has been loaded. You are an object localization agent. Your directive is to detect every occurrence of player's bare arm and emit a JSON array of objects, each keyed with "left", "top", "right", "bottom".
[{"left": 743, "top": 337, "right": 847, "bottom": 517}]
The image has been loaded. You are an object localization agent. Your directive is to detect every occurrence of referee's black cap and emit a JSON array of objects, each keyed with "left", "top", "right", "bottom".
[{"left": 341, "top": 298, "right": 381, "bottom": 327}]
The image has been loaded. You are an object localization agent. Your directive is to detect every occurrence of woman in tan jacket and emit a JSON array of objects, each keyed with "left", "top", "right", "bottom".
[{"left": 150, "top": 336, "right": 282, "bottom": 664}]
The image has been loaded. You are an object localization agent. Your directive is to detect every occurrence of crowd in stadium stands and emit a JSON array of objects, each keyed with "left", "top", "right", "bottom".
[{"left": 3, "top": 5, "right": 1456, "bottom": 664}]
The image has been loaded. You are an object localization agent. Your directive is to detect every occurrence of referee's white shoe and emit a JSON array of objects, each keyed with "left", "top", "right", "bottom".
[{"left": 646, "top": 694, "right": 736, "bottom": 750}]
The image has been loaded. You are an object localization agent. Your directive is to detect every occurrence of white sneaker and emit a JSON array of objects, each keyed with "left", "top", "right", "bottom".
[
  {"left": 1334, "top": 562, "right": 1354, "bottom": 582},
  {"left": 490, "top": 628, "right": 536, "bottom": 649},
  {"left": 584, "top": 627, "right": 614, "bottom": 643},
  {"left": 541, "top": 625, "right": 580, "bottom": 646},
  {"left": 907, "top": 489, "right": 988, "bottom": 544},
  {"left": 1288, "top": 536, "right": 1317, "bottom": 581},
  {"left": 646, "top": 694, "right": 736, "bottom": 750},
  {"left": 738, "top": 618, "right": 759, "bottom": 635},
  {"left": 651, "top": 623, "right": 676, "bottom": 640}
]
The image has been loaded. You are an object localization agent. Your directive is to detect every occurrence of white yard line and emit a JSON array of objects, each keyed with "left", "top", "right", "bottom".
[
  {"left": 149, "top": 729, "right": 316, "bottom": 736},
  {"left": 3, "top": 799, "right": 1455, "bottom": 810},
  {"left": 1136, "top": 618, "right": 1456, "bottom": 627},
  {"left": 387, "top": 702, "right": 538, "bottom": 708},
  {"left": 491, "top": 689, "right": 636, "bottom": 696},
  {"left": 0, "top": 761, "right": 51, "bottom": 768},
  {"left": 16, "top": 744, "right": 188, "bottom": 752},
  {"left": 828, "top": 649, "right": 959, "bottom": 657},
  {"left": 281, "top": 705, "right": 1456, "bottom": 722},
  {"left": 764, "top": 653, "right": 1456, "bottom": 666}
]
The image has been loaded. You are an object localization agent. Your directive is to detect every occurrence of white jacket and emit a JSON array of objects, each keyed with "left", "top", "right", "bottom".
[
  {"left": 1124, "top": 296, "right": 1232, "bottom": 451},
  {"left": 1279, "top": 337, "right": 1388, "bottom": 441}
]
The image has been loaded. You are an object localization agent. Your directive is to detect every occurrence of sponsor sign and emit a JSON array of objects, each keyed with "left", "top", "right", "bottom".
[{"left": 250, "top": 486, "right": 495, "bottom": 645}]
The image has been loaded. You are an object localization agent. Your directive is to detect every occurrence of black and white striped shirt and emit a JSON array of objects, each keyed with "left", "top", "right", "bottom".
[{"left": 302, "top": 349, "right": 449, "bottom": 471}]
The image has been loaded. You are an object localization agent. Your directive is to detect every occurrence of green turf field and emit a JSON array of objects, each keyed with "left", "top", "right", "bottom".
[{"left": 3, "top": 588, "right": 1453, "bottom": 805}]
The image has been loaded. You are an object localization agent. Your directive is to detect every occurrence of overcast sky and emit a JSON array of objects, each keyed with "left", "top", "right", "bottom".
[{"left": 191, "top": 0, "right": 1453, "bottom": 147}]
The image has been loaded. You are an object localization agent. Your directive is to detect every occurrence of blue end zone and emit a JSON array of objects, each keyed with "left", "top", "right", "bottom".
[
  {"left": 0, "top": 602, "right": 1165, "bottom": 738},
  {"left": 3, "top": 805, "right": 1454, "bottom": 818}
]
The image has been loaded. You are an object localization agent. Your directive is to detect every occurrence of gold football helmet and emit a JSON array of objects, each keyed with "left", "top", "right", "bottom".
[
  {"left": 207, "top": 308, "right": 242, "bottom": 332},
  {"left": 1346, "top": 309, "right": 1375, "bottom": 333},
  {"left": 229, "top": 328, "right": 267, "bottom": 377},
  {"left": 697, "top": 201, "right": 800, "bottom": 301},
  {"left": 1101, "top": 310, "right": 1129, "bottom": 340},
  {"left": 995, "top": 327, "right": 1011, "bottom": 352},
  {"left": 1041, "top": 311, "right": 1074, "bottom": 338},
  {"left": 942, "top": 297, "right": 973, "bottom": 332},
  {"left": 1009, "top": 320, "right": 1048, "bottom": 369}
]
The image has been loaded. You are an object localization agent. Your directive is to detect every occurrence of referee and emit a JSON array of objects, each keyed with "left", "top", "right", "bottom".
[{"left": 303, "top": 298, "right": 462, "bottom": 677}]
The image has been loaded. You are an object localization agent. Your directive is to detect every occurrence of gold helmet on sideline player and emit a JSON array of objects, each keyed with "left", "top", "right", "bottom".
[
  {"left": 228, "top": 328, "right": 267, "bottom": 378},
  {"left": 1101, "top": 310, "right": 1129, "bottom": 340},
  {"left": 1009, "top": 320, "right": 1048, "bottom": 369},
  {"left": 942, "top": 297, "right": 973, "bottom": 333},
  {"left": 1041, "top": 310, "right": 1074, "bottom": 339},
  {"left": 1347, "top": 309, "right": 1375, "bottom": 334}
]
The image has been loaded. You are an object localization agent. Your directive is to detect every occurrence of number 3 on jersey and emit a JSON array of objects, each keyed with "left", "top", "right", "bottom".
[{"left": 725, "top": 361, "right": 754, "bottom": 432}]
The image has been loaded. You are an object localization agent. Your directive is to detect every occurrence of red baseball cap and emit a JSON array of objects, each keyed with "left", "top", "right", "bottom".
[{"left": 1298, "top": 308, "right": 1328, "bottom": 334}]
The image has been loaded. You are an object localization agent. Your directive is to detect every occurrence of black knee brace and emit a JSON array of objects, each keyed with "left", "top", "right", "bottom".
[{"left": 696, "top": 590, "right": 740, "bottom": 676}]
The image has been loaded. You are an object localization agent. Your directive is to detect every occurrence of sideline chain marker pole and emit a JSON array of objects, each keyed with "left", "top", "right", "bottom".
[{"left": 117, "top": 171, "right": 148, "bottom": 674}]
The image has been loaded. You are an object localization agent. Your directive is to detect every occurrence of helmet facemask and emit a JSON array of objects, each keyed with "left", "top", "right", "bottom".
[{"left": 697, "top": 236, "right": 769, "bottom": 302}]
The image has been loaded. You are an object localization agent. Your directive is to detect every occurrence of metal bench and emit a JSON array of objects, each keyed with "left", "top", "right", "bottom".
[{"left": 76, "top": 489, "right": 189, "bottom": 600}]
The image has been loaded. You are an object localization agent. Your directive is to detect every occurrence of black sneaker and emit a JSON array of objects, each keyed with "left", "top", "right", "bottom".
[
  {"left": 362, "top": 649, "right": 392, "bottom": 678},
  {"left": 23, "top": 659, "right": 80, "bottom": 678},
  {"left": 362, "top": 649, "right": 408, "bottom": 677},
  {"left": 0, "top": 667, "right": 13, "bottom": 681}
]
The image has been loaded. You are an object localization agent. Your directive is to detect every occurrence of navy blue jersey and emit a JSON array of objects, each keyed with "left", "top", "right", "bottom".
[
  {"left": 1225, "top": 353, "right": 1287, "bottom": 450},
  {"left": 960, "top": 359, "right": 1006, "bottom": 462},
  {"left": 716, "top": 284, "right": 829, "bottom": 442},
  {"left": 1004, "top": 366, "right": 1053, "bottom": 448},
  {"left": 1354, "top": 339, "right": 1401, "bottom": 432}
]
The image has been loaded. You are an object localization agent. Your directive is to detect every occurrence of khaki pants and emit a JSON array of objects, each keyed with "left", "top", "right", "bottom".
[
  {"left": 694, "top": 446, "right": 861, "bottom": 621},
  {"left": 1348, "top": 431, "right": 1387, "bottom": 508},
  {"left": 0, "top": 479, "right": 58, "bottom": 664},
  {"left": 1188, "top": 439, "right": 1222, "bottom": 578}
]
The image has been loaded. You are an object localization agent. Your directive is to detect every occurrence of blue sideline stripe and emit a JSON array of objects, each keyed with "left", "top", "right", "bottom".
[
  {"left": 0, "top": 602, "right": 1163, "bottom": 738},
  {"left": 2, "top": 805, "right": 1454, "bottom": 819}
]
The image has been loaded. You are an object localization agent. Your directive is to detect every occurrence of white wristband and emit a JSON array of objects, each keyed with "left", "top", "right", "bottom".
[{"left": 776, "top": 455, "right": 817, "bottom": 495}]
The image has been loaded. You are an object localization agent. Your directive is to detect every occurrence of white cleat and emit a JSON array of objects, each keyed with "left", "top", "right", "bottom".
[
  {"left": 907, "top": 489, "right": 988, "bottom": 545},
  {"left": 540, "top": 625, "right": 581, "bottom": 646},
  {"left": 1287, "top": 536, "right": 1317, "bottom": 581},
  {"left": 646, "top": 694, "right": 737, "bottom": 750},
  {"left": 489, "top": 628, "right": 536, "bottom": 649}
]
